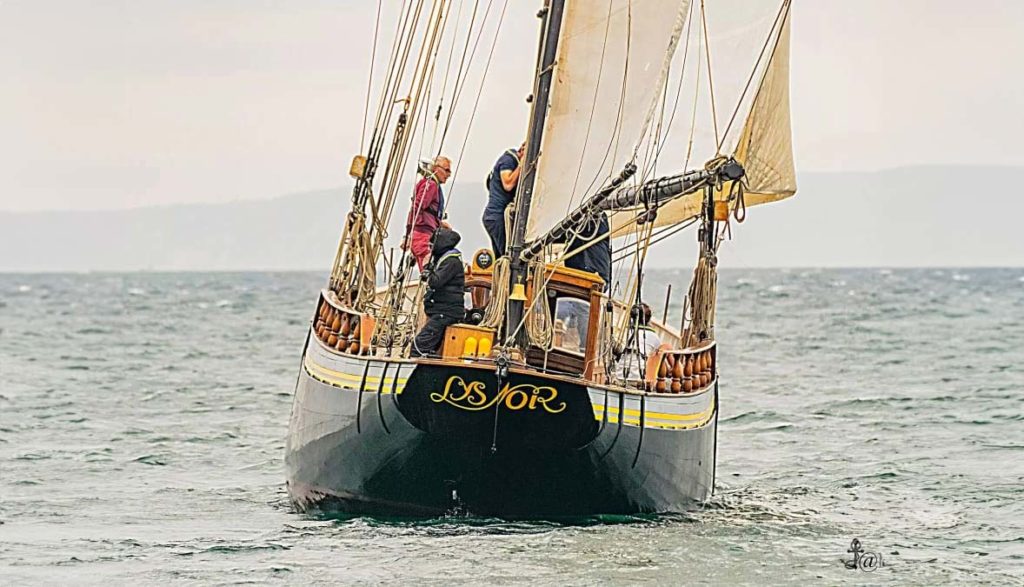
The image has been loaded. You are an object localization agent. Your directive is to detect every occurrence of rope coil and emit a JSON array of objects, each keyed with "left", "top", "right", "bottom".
[
  {"left": 524, "top": 259, "right": 553, "bottom": 349},
  {"left": 479, "top": 256, "right": 510, "bottom": 330}
]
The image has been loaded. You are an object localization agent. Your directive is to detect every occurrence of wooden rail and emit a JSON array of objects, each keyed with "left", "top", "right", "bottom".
[
  {"left": 645, "top": 343, "right": 716, "bottom": 394},
  {"left": 313, "top": 294, "right": 374, "bottom": 356}
]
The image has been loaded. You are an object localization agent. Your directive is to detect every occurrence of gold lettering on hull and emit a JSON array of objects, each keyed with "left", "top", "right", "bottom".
[{"left": 430, "top": 376, "right": 567, "bottom": 414}]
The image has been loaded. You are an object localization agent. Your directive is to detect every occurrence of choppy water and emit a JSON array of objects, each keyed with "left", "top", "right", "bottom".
[{"left": 1, "top": 269, "right": 1022, "bottom": 585}]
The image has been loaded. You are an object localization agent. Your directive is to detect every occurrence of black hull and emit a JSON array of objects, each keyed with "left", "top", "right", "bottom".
[{"left": 286, "top": 337, "right": 718, "bottom": 518}]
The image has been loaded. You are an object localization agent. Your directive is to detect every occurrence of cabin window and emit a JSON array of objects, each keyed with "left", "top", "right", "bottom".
[{"left": 553, "top": 297, "right": 590, "bottom": 354}]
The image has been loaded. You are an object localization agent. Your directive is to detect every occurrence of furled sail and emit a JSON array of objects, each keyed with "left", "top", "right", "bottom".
[
  {"left": 525, "top": 0, "right": 692, "bottom": 242},
  {"left": 524, "top": 0, "right": 796, "bottom": 240}
]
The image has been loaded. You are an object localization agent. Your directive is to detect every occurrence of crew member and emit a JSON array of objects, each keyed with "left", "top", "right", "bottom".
[
  {"left": 620, "top": 302, "right": 662, "bottom": 381},
  {"left": 553, "top": 212, "right": 612, "bottom": 350},
  {"left": 404, "top": 156, "right": 452, "bottom": 270},
  {"left": 564, "top": 211, "right": 612, "bottom": 291},
  {"left": 411, "top": 227, "right": 466, "bottom": 357},
  {"left": 482, "top": 143, "right": 525, "bottom": 256}
]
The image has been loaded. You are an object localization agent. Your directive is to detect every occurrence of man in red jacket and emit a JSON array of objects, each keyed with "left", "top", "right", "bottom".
[{"left": 403, "top": 156, "right": 451, "bottom": 270}]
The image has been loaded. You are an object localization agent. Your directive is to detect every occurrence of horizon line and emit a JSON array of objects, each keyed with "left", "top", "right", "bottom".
[{"left": 2, "top": 162, "right": 1021, "bottom": 215}]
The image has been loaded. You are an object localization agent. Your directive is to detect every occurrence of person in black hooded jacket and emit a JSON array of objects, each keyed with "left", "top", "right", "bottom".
[{"left": 411, "top": 227, "right": 466, "bottom": 357}]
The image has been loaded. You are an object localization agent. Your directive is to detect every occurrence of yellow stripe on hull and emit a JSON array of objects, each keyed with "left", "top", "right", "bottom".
[
  {"left": 303, "top": 357, "right": 715, "bottom": 430},
  {"left": 592, "top": 403, "right": 712, "bottom": 421},
  {"left": 303, "top": 357, "right": 407, "bottom": 393},
  {"left": 592, "top": 403, "right": 715, "bottom": 430}
]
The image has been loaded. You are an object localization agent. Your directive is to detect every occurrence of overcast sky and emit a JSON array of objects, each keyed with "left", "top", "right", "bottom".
[{"left": 2, "top": 0, "right": 1023, "bottom": 213}]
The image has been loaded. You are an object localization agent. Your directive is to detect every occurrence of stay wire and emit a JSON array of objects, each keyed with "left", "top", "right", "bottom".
[
  {"left": 430, "top": 0, "right": 465, "bottom": 152},
  {"left": 718, "top": 0, "right": 791, "bottom": 150},
  {"left": 442, "top": 0, "right": 511, "bottom": 214},
  {"left": 643, "top": 0, "right": 695, "bottom": 179},
  {"left": 611, "top": 217, "right": 698, "bottom": 265},
  {"left": 699, "top": 0, "right": 720, "bottom": 153},
  {"left": 438, "top": 0, "right": 495, "bottom": 150},
  {"left": 567, "top": 0, "right": 615, "bottom": 206},
  {"left": 360, "top": 0, "right": 384, "bottom": 153},
  {"left": 575, "top": 0, "right": 634, "bottom": 216},
  {"left": 367, "top": 0, "right": 417, "bottom": 157}
]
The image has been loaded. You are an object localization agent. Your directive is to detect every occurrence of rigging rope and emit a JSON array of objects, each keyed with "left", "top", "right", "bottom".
[
  {"left": 428, "top": 0, "right": 465, "bottom": 153},
  {"left": 360, "top": 0, "right": 384, "bottom": 153},
  {"left": 611, "top": 217, "right": 698, "bottom": 265},
  {"left": 437, "top": 0, "right": 495, "bottom": 151},
  {"left": 685, "top": 185, "right": 719, "bottom": 347},
  {"left": 644, "top": 0, "right": 696, "bottom": 179},
  {"left": 363, "top": 0, "right": 453, "bottom": 342},
  {"left": 699, "top": 0, "right": 721, "bottom": 154},
  {"left": 372, "top": 0, "right": 448, "bottom": 256},
  {"left": 566, "top": 0, "right": 615, "bottom": 206},
  {"left": 524, "top": 259, "right": 554, "bottom": 349},
  {"left": 718, "top": 0, "right": 791, "bottom": 150},
  {"left": 441, "top": 0, "right": 511, "bottom": 212},
  {"left": 686, "top": 250, "right": 717, "bottom": 346},
  {"left": 682, "top": 10, "right": 703, "bottom": 173},
  {"left": 349, "top": 0, "right": 785, "bottom": 364},
  {"left": 479, "top": 256, "right": 510, "bottom": 330},
  {"left": 365, "top": 0, "right": 419, "bottom": 165}
]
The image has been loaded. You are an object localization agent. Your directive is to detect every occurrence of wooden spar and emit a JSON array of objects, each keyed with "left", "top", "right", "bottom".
[
  {"left": 703, "top": 185, "right": 716, "bottom": 252},
  {"left": 505, "top": 0, "right": 566, "bottom": 345},
  {"left": 520, "top": 160, "right": 744, "bottom": 261},
  {"left": 662, "top": 283, "right": 672, "bottom": 324}
]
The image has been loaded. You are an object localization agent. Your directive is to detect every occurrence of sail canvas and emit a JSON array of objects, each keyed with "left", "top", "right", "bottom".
[{"left": 526, "top": 0, "right": 795, "bottom": 239}]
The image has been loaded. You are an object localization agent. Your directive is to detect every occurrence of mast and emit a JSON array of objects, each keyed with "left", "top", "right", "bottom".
[{"left": 505, "top": 0, "right": 566, "bottom": 345}]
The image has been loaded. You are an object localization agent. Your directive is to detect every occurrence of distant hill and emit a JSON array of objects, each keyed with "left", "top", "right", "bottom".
[
  {"left": 1, "top": 166, "right": 1022, "bottom": 272},
  {"left": 0, "top": 189, "right": 348, "bottom": 272},
  {"left": 704, "top": 165, "right": 1024, "bottom": 268}
]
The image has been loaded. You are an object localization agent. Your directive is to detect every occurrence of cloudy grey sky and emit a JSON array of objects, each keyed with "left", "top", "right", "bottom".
[{"left": 2, "top": 0, "right": 1023, "bottom": 214}]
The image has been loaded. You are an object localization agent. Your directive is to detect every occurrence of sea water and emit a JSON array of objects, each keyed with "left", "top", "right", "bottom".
[{"left": 1, "top": 269, "right": 1022, "bottom": 585}]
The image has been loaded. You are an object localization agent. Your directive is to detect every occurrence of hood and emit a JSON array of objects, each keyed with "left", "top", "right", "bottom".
[{"left": 431, "top": 227, "right": 461, "bottom": 256}]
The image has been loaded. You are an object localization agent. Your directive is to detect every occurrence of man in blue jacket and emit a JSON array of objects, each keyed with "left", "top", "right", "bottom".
[
  {"left": 482, "top": 142, "right": 525, "bottom": 257},
  {"left": 411, "top": 227, "right": 466, "bottom": 357}
]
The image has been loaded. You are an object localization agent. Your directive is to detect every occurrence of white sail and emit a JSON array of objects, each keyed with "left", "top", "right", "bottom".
[
  {"left": 732, "top": 8, "right": 796, "bottom": 208},
  {"left": 527, "top": 0, "right": 795, "bottom": 240},
  {"left": 637, "top": 1, "right": 795, "bottom": 231},
  {"left": 525, "top": 0, "right": 692, "bottom": 242}
]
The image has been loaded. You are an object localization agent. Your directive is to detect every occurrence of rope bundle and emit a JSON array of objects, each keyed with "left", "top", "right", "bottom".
[
  {"left": 479, "top": 256, "right": 510, "bottom": 330},
  {"left": 685, "top": 251, "right": 717, "bottom": 346},
  {"left": 330, "top": 212, "right": 376, "bottom": 306},
  {"left": 524, "top": 260, "right": 553, "bottom": 350}
]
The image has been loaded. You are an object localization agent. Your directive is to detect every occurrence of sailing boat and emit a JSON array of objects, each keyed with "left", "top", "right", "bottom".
[{"left": 286, "top": 0, "right": 796, "bottom": 517}]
